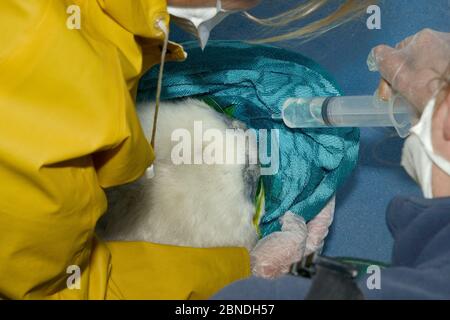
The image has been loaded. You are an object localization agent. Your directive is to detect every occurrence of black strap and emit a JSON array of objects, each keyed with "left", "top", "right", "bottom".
[
  {"left": 290, "top": 253, "right": 364, "bottom": 300},
  {"left": 305, "top": 266, "right": 364, "bottom": 300}
]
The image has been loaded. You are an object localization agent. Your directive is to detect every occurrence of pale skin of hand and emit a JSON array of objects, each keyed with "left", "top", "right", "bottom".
[{"left": 167, "top": 0, "right": 260, "bottom": 10}]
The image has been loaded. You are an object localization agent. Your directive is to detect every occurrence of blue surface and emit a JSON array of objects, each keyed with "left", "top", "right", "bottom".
[{"left": 170, "top": 0, "right": 450, "bottom": 263}]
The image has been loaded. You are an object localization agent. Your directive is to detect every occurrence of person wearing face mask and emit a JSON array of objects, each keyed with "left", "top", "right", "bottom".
[{"left": 213, "top": 28, "right": 450, "bottom": 300}]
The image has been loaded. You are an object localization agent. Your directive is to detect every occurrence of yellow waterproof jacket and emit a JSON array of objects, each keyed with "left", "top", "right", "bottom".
[{"left": 0, "top": 0, "right": 250, "bottom": 300}]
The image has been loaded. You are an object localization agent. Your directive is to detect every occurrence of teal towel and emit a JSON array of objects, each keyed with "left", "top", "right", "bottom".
[{"left": 138, "top": 41, "right": 359, "bottom": 237}]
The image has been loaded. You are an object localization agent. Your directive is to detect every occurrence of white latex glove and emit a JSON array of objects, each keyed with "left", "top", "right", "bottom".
[
  {"left": 250, "top": 197, "right": 336, "bottom": 279},
  {"left": 305, "top": 197, "right": 335, "bottom": 256},
  {"left": 168, "top": 0, "right": 259, "bottom": 10},
  {"left": 368, "top": 28, "right": 450, "bottom": 113},
  {"left": 250, "top": 212, "right": 308, "bottom": 279},
  {"left": 167, "top": 1, "right": 260, "bottom": 49},
  {"left": 369, "top": 29, "right": 450, "bottom": 197}
]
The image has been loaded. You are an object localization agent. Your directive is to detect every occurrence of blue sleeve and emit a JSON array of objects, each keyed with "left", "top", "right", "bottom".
[
  {"left": 212, "top": 275, "right": 312, "bottom": 300},
  {"left": 358, "top": 196, "right": 450, "bottom": 299},
  {"left": 213, "top": 196, "right": 450, "bottom": 300}
]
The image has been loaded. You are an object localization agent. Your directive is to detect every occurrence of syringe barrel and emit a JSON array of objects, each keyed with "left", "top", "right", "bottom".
[{"left": 282, "top": 95, "right": 413, "bottom": 129}]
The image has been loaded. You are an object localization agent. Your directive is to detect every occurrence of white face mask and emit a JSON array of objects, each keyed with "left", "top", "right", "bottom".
[
  {"left": 168, "top": 0, "right": 233, "bottom": 50},
  {"left": 402, "top": 97, "right": 450, "bottom": 198}
]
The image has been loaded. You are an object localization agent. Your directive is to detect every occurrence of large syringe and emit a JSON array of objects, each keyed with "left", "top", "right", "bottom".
[{"left": 280, "top": 94, "right": 418, "bottom": 138}]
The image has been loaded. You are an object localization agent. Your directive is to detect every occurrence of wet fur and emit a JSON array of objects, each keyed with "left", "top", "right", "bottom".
[{"left": 98, "top": 99, "right": 260, "bottom": 250}]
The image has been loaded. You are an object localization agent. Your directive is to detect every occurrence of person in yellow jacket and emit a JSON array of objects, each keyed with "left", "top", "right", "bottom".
[{"left": 0, "top": 0, "right": 260, "bottom": 300}]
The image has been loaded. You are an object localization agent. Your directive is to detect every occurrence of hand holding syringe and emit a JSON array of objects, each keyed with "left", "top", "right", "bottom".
[{"left": 278, "top": 29, "right": 450, "bottom": 139}]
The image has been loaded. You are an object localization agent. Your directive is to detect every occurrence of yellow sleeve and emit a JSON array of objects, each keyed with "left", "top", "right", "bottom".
[{"left": 0, "top": 0, "right": 249, "bottom": 300}]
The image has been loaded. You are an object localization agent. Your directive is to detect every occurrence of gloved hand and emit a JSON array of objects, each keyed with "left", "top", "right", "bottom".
[
  {"left": 168, "top": 0, "right": 260, "bottom": 10},
  {"left": 372, "top": 29, "right": 450, "bottom": 198},
  {"left": 250, "top": 197, "right": 335, "bottom": 279},
  {"left": 305, "top": 197, "right": 335, "bottom": 256},
  {"left": 167, "top": 0, "right": 260, "bottom": 49},
  {"left": 368, "top": 28, "right": 450, "bottom": 113},
  {"left": 250, "top": 212, "right": 308, "bottom": 279}
]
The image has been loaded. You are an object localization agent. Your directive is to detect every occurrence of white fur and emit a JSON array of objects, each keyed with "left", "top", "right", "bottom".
[{"left": 99, "top": 99, "right": 259, "bottom": 250}]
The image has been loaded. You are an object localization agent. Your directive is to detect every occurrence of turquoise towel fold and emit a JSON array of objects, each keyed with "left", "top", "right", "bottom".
[{"left": 138, "top": 41, "right": 359, "bottom": 237}]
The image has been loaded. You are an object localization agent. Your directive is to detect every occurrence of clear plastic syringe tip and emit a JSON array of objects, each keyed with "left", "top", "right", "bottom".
[{"left": 281, "top": 93, "right": 417, "bottom": 138}]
